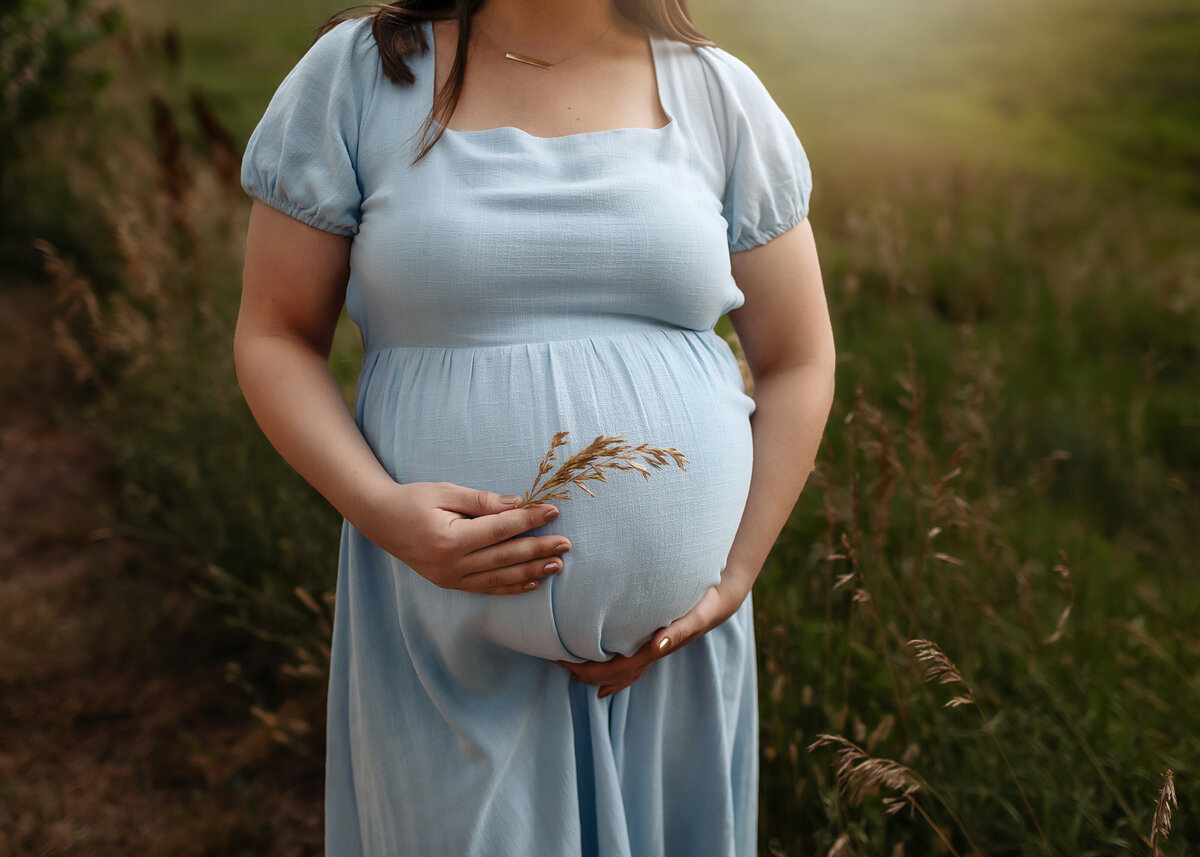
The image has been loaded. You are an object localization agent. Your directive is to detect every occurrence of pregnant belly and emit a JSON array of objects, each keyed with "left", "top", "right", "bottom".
[{"left": 355, "top": 329, "right": 755, "bottom": 661}]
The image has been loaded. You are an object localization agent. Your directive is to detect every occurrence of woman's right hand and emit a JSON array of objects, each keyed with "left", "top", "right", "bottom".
[{"left": 355, "top": 481, "right": 571, "bottom": 595}]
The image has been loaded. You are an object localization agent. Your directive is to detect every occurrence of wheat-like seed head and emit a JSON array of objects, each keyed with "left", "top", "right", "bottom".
[
  {"left": 908, "top": 638, "right": 976, "bottom": 708},
  {"left": 520, "top": 431, "right": 688, "bottom": 508},
  {"left": 1151, "top": 770, "right": 1177, "bottom": 856},
  {"left": 808, "top": 733, "right": 922, "bottom": 806}
]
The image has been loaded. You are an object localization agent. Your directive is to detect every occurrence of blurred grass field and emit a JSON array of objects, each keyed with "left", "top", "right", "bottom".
[{"left": 6, "top": 0, "right": 1198, "bottom": 854}]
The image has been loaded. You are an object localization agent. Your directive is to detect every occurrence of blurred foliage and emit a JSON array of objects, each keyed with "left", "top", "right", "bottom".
[{"left": 0, "top": 0, "right": 121, "bottom": 248}]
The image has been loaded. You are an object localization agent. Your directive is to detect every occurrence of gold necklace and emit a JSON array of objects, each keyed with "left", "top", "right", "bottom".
[{"left": 472, "top": 16, "right": 617, "bottom": 70}]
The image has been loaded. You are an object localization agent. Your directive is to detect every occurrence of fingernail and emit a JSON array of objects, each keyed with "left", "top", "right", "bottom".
[
  {"left": 554, "top": 542, "right": 570, "bottom": 554},
  {"left": 657, "top": 637, "right": 671, "bottom": 652},
  {"left": 544, "top": 559, "right": 562, "bottom": 573},
  {"left": 543, "top": 507, "right": 559, "bottom": 523},
  {"left": 523, "top": 581, "right": 538, "bottom": 591},
  {"left": 501, "top": 495, "right": 521, "bottom": 506}
]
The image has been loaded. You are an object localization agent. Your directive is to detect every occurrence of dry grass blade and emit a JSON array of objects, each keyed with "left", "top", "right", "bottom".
[
  {"left": 1151, "top": 770, "right": 1177, "bottom": 856},
  {"left": 520, "top": 431, "right": 688, "bottom": 508}
]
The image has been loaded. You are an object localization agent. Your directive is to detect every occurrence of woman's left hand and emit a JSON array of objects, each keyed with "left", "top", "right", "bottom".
[{"left": 556, "top": 574, "right": 754, "bottom": 698}]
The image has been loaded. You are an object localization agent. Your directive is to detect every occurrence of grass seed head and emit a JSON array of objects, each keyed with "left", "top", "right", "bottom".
[
  {"left": 521, "top": 431, "right": 688, "bottom": 508},
  {"left": 1151, "top": 770, "right": 1178, "bottom": 855},
  {"left": 908, "top": 638, "right": 977, "bottom": 708},
  {"left": 808, "top": 733, "right": 922, "bottom": 806}
]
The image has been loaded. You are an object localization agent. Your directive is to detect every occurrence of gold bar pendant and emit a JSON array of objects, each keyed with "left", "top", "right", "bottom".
[{"left": 505, "top": 51, "right": 553, "bottom": 70}]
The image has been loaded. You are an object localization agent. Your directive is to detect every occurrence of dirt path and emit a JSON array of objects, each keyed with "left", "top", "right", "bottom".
[{"left": 0, "top": 282, "right": 323, "bottom": 856}]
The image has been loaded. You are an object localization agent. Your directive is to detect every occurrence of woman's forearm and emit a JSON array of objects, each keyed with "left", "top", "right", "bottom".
[
  {"left": 234, "top": 330, "right": 394, "bottom": 526},
  {"left": 724, "top": 361, "right": 835, "bottom": 588}
]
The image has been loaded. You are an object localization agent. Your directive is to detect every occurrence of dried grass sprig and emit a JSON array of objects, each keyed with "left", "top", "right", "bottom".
[
  {"left": 808, "top": 733, "right": 922, "bottom": 806},
  {"left": 909, "top": 638, "right": 976, "bottom": 708},
  {"left": 1151, "top": 770, "right": 1177, "bottom": 857},
  {"left": 808, "top": 734, "right": 980, "bottom": 857},
  {"left": 520, "top": 431, "right": 688, "bottom": 508}
]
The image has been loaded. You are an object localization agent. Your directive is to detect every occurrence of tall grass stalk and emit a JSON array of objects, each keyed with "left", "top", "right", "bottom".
[{"left": 909, "top": 638, "right": 1052, "bottom": 854}]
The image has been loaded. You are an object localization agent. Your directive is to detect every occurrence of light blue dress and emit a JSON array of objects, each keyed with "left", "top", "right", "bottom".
[{"left": 242, "top": 16, "right": 811, "bottom": 857}]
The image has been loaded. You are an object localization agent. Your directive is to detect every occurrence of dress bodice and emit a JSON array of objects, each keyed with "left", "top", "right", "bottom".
[{"left": 242, "top": 17, "right": 812, "bottom": 351}]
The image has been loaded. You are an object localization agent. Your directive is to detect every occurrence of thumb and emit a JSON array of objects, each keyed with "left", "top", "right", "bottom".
[
  {"left": 652, "top": 588, "right": 722, "bottom": 658},
  {"left": 652, "top": 615, "right": 693, "bottom": 659},
  {"left": 447, "top": 485, "right": 524, "bottom": 517}
]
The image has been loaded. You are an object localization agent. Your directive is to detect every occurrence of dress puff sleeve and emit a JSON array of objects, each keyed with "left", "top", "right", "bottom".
[
  {"left": 240, "top": 18, "right": 378, "bottom": 236},
  {"left": 697, "top": 46, "right": 813, "bottom": 253}
]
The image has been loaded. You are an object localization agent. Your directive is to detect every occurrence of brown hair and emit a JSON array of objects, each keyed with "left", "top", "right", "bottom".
[{"left": 319, "top": 1, "right": 711, "bottom": 162}]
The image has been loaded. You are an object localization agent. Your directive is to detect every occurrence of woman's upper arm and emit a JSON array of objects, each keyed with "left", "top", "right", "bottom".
[
  {"left": 727, "top": 220, "right": 835, "bottom": 380},
  {"left": 235, "top": 21, "right": 375, "bottom": 355},
  {"left": 236, "top": 200, "right": 351, "bottom": 356}
]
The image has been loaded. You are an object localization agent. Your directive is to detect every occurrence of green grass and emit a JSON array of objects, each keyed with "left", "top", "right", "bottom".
[
  {"left": 21, "top": 0, "right": 1199, "bottom": 853},
  {"left": 119, "top": 0, "right": 348, "bottom": 140}
]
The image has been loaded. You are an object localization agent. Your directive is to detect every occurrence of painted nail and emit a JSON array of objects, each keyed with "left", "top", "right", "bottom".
[
  {"left": 544, "top": 560, "right": 562, "bottom": 573},
  {"left": 657, "top": 637, "right": 672, "bottom": 652},
  {"left": 543, "top": 507, "right": 559, "bottom": 523},
  {"left": 523, "top": 581, "right": 538, "bottom": 591},
  {"left": 554, "top": 542, "right": 570, "bottom": 554}
]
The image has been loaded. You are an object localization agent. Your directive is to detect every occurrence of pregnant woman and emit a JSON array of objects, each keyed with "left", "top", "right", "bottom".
[{"left": 234, "top": 0, "right": 835, "bottom": 853}]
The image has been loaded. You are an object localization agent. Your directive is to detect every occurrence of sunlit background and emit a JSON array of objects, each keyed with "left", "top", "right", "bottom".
[{"left": 2, "top": 0, "right": 1197, "bottom": 854}]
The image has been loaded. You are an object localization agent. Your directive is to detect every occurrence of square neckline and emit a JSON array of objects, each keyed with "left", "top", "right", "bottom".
[{"left": 426, "top": 18, "right": 676, "bottom": 141}]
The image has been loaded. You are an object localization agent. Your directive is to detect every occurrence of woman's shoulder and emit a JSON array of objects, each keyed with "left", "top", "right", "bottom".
[
  {"left": 690, "top": 42, "right": 765, "bottom": 85},
  {"left": 656, "top": 37, "right": 811, "bottom": 249},
  {"left": 241, "top": 16, "right": 384, "bottom": 236},
  {"left": 287, "top": 16, "right": 380, "bottom": 85},
  {"left": 254, "top": 15, "right": 391, "bottom": 140},
  {"left": 664, "top": 39, "right": 787, "bottom": 124}
]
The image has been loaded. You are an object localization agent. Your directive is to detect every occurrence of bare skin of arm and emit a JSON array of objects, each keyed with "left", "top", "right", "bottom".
[
  {"left": 235, "top": 201, "right": 572, "bottom": 595},
  {"left": 558, "top": 218, "right": 836, "bottom": 695}
]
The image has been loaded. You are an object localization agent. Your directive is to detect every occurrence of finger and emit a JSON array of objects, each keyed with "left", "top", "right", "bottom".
[
  {"left": 599, "top": 681, "right": 634, "bottom": 699},
  {"left": 441, "top": 484, "right": 525, "bottom": 517},
  {"left": 571, "top": 671, "right": 634, "bottom": 687},
  {"left": 453, "top": 504, "right": 561, "bottom": 553},
  {"left": 461, "top": 533, "right": 571, "bottom": 575},
  {"left": 558, "top": 643, "right": 658, "bottom": 683},
  {"left": 650, "top": 589, "right": 724, "bottom": 658},
  {"left": 650, "top": 615, "right": 703, "bottom": 659},
  {"left": 481, "top": 580, "right": 545, "bottom": 596},
  {"left": 565, "top": 670, "right": 607, "bottom": 686},
  {"left": 598, "top": 664, "right": 651, "bottom": 698},
  {"left": 557, "top": 658, "right": 629, "bottom": 682},
  {"left": 556, "top": 661, "right": 617, "bottom": 684},
  {"left": 561, "top": 660, "right": 649, "bottom": 686},
  {"left": 461, "top": 555, "right": 564, "bottom": 593},
  {"left": 650, "top": 623, "right": 689, "bottom": 660}
]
